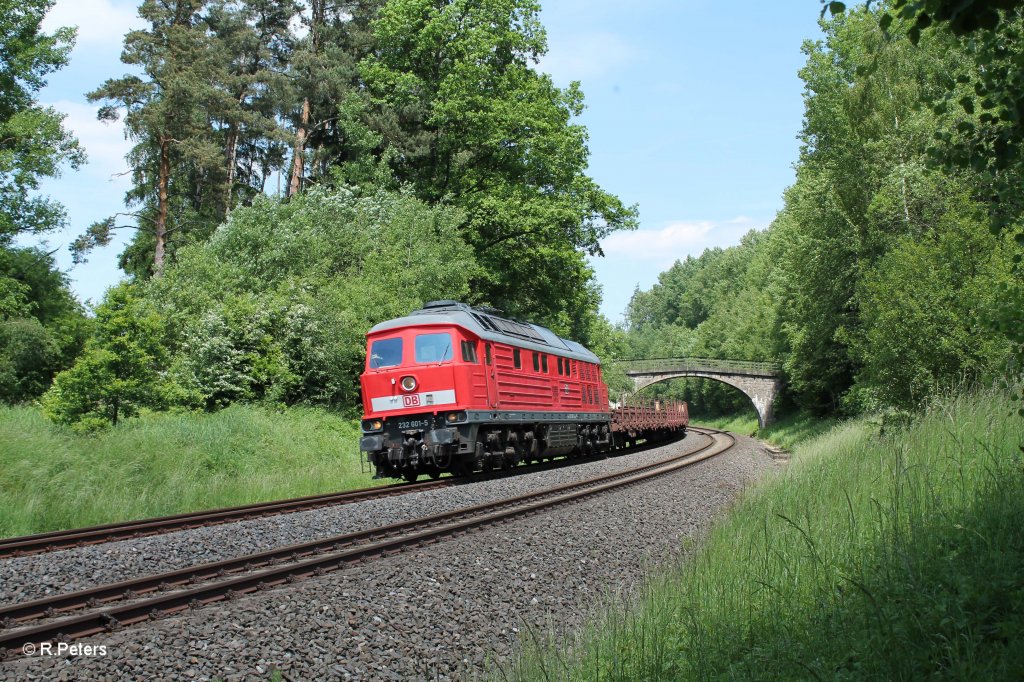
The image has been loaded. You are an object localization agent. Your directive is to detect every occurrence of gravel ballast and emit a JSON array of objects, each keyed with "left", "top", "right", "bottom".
[
  {"left": 1, "top": 431, "right": 779, "bottom": 680},
  {"left": 1, "top": 433, "right": 712, "bottom": 605}
]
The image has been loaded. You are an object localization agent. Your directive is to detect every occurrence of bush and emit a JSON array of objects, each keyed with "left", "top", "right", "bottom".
[
  {"left": 0, "top": 247, "right": 89, "bottom": 403},
  {"left": 149, "top": 186, "right": 479, "bottom": 411},
  {"left": 0, "top": 317, "right": 59, "bottom": 402},
  {"left": 42, "top": 284, "right": 177, "bottom": 431}
]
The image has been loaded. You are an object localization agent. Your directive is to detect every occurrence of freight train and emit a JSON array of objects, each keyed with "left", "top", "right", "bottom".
[{"left": 358, "top": 301, "right": 688, "bottom": 481}]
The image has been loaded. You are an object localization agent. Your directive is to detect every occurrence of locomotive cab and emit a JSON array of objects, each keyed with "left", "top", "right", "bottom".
[{"left": 360, "top": 323, "right": 484, "bottom": 481}]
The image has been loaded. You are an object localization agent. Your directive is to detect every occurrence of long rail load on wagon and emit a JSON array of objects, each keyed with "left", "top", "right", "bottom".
[{"left": 358, "top": 301, "right": 688, "bottom": 482}]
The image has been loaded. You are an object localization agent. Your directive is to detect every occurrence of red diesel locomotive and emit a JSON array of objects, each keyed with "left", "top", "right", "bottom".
[{"left": 358, "top": 301, "right": 687, "bottom": 481}]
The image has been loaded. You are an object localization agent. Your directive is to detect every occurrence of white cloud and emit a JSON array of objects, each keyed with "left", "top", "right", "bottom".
[
  {"left": 592, "top": 216, "right": 768, "bottom": 322},
  {"left": 44, "top": 99, "right": 132, "bottom": 185},
  {"left": 42, "top": 0, "right": 145, "bottom": 46},
  {"left": 601, "top": 220, "right": 715, "bottom": 261},
  {"left": 537, "top": 31, "right": 634, "bottom": 83}
]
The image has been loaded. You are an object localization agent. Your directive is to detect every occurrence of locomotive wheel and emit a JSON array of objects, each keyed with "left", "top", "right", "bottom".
[
  {"left": 429, "top": 468, "right": 441, "bottom": 480},
  {"left": 403, "top": 470, "right": 418, "bottom": 483}
]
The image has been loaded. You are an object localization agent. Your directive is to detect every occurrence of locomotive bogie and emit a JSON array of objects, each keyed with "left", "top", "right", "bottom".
[{"left": 360, "top": 410, "right": 616, "bottom": 480}]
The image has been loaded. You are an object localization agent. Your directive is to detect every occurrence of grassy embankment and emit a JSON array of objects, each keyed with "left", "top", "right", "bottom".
[
  {"left": 693, "top": 409, "right": 840, "bottom": 451},
  {"left": 0, "top": 405, "right": 370, "bottom": 538},
  {"left": 507, "top": 389, "right": 1024, "bottom": 680}
]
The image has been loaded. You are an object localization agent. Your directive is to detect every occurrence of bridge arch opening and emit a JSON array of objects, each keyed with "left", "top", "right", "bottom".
[
  {"left": 628, "top": 375, "right": 768, "bottom": 429},
  {"left": 614, "top": 358, "right": 782, "bottom": 429}
]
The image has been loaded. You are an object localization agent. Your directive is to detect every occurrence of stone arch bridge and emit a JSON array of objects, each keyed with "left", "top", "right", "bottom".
[{"left": 613, "top": 357, "right": 782, "bottom": 428}]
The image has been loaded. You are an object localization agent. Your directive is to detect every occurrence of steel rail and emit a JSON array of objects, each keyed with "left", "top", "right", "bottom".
[
  {"left": 0, "top": 480, "right": 451, "bottom": 559},
  {"left": 0, "top": 428, "right": 716, "bottom": 626},
  {"left": 0, "top": 428, "right": 731, "bottom": 654}
]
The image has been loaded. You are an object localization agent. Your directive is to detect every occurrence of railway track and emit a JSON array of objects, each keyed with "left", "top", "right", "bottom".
[
  {"left": 0, "top": 433, "right": 684, "bottom": 560},
  {"left": 0, "top": 427, "right": 732, "bottom": 655},
  {"left": 0, "top": 479, "right": 453, "bottom": 559}
]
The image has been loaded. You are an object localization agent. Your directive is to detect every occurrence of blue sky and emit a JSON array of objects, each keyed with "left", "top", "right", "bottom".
[{"left": 30, "top": 0, "right": 826, "bottom": 322}]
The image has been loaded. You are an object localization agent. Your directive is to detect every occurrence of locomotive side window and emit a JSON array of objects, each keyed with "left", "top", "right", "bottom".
[
  {"left": 541, "top": 354, "right": 549, "bottom": 372},
  {"left": 460, "top": 340, "right": 478, "bottom": 363},
  {"left": 415, "top": 333, "right": 453, "bottom": 363},
  {"left": 485, "top": 344, "right": 492, "bottom": 365},
  {"left": 369, "top": 337, "right": 403, "bottom": 368},
  {"left": 557, "top": 357, "right": 563, "bottom": 375},
  {"left": 513, "top": 348, "right": 522, "bottom": 369},
  {"left": 533, "top": 352, "right": 540, "bottom": 371}
]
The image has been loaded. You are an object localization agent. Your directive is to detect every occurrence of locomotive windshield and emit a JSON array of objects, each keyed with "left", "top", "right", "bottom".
[
  {"left": 369, "top": 337, "right": 403, "bottom": 368},
  {"left": 415, "top": 332, "right": 453, "bottom": 363}
]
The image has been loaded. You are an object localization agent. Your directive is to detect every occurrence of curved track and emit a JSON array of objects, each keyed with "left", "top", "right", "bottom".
[
  {"left": 0, "top": 428, "right": 732, "bottom": 655},
  {"left": 0, "top": 432, "right": 685, "bottom": 559}
]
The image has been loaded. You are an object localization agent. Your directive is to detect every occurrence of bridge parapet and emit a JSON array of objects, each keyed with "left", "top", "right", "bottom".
[{"left": 614, "top": 357, "right": 780, "bottom": 378}]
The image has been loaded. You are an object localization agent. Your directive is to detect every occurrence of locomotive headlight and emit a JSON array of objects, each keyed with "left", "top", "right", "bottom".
[
  {"left": 361, "top": 419, "right": 384, "bottom": 432},
  {"left": 400, "top": 376, "right": 417, "bottom": 392},
  {"left": 446, "top": 410, "right": 467, "bottom": 423}
]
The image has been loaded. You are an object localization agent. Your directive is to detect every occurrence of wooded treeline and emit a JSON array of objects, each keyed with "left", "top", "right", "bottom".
[
  {"left": 2, "top": 0, "right": 1022, "bottom": 429},
  {"left": 2, "top": 0, "right": 638, "bottom": 428},
  {"left": 76, "top": 0, "right": 635, "bottom": 318},
  {"left": 620, "top": 4, "right": 1023, "bottom": 417}
]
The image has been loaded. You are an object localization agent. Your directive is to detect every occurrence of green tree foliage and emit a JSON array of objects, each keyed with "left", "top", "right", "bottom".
[
  {"left": 358, "top": 0, "right": 637, "bottom": 335},
  {"left": 0, "top": 318, "right": 59, "bottom": 403},
  {"left": 143, "top": 186, "right": 478, "bottom": 412},
  {"left": 0, "top": 247, "right": 88, "bottom": 403},
  {"left": 824, "top": 1, "right": 1024, "bottom": 37},
  {"left": 205, "top": 0, "right": 300, "bottom": 215},
  {"left": 42, "top": 284, "right": 172, "bottom": 431},
  {"left": 75, "top": 0, "right": 628, "bottom": 354},
  {"left": 285, "top": 0, "right": 384, "bottom": 196},
  {"left": 623, "top": 6, "right": 1020, "bottom": 416},
  {"left": 621, "top": 231, "right": 782, "bottom": 416},
  {"left": 81, "top": 0, "right": 289, "bottom": 277},
  {"left": 0, "top": 0, "right": 84, "bottom": 244},
  {"left": 825, "top": 1, "right": 1024, "bottom": 398},
  {"left": 777, "top": 8, "right": 1018, "bottom": 412},
  {"left": 854, "top": 212, "right": 1015, "bottom": 408}
]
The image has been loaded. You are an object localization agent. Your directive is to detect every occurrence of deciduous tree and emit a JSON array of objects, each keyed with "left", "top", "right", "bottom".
[
  {"left": 359, "top": 0, "right": 637, "bottom": 334},
  {"left": 0, "top": 0, "right": 83, "bottom": 244}
]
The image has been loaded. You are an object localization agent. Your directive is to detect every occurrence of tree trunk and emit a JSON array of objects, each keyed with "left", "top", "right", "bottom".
[
  {"left": 287, "top": 0, "right": 323, "bottom": 199},
  {"left": 224, "top": 84, "right": 248, "bottom": 218},
  {"left": 288, "top": 97, "right": 310, "bottom": 197},
  {"left": 224, "top": 124, "right": 238, "bottom": 218},
  {"left": 155, "top": 136, "right": 171, "bottom": 277}
]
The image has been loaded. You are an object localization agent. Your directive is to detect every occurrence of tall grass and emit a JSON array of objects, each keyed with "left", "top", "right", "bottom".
[
  {"left": 695, "top": 409, "right": 840, "bottom": 451},
  {"left": 0, "top": 405, "right": 373, "bottom": 537},
  {"left": 506, "top": 390, "right": 1024, "bottom": 680}
]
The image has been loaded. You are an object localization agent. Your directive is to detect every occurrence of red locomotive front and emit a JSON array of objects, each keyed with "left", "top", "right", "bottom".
[{"left": 361, "top": 324, "right": 485, "bottom": 418}]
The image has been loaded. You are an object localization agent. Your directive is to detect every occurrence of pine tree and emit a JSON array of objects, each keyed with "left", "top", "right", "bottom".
[{"left": 81, "top": 0, "right": 230, "bottom": 277}]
